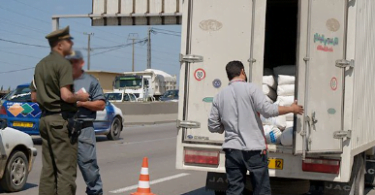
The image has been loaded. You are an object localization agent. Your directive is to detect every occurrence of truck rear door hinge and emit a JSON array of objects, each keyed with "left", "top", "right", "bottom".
[
  {"left": 176, "top": 120, "right": 201, "bottom": 129},
  {"left": 333, "top": 130, "right": 351, "bottom": 139},
  {"left": 179, "top": 54, "right": 204, "bottom": 63},
  {"left": 335, "top": 59, "right": 354, "bottom": 69}
]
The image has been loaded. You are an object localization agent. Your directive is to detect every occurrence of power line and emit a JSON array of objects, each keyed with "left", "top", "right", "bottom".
[
  {"left": 153, "top": 31, "right": 181, "bottom": 37},
  {"left": 13, "top": 0, "right": 127, "bottom": 40},
  {"left": 0, "top": 5, "right": 50, "bottom": 25},
  {"left": 0, "top": 38, "right": 49, "bottom": 48},
  {"left": 0, "top": 60, "right": 34, "bottom": 67},
  {"left": 152, "top": 27, "right": 181, "bottom": 34},
  {"left": 0, "top": 49, "right": 42, "bottom": 60},
  {"left": 0, "top": 67, "right": 35, "bottom": 74}
]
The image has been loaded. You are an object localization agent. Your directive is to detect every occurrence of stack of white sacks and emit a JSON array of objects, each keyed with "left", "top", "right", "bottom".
[
  {"left": 261, "top": 66, "right": 295, "bottom": 146},
  {"left": 262, "top": 69, "right": 277, "bottom": 103}
]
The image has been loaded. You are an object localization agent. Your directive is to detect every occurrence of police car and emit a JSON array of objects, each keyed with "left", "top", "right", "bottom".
[{"left": 0, "top": 83, "right": 124, "bottom": 140}]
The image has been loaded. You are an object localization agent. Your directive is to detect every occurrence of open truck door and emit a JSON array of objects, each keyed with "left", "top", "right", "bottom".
[
  {"left": 177, "top": 0, "right": 265, "bottom": 145},
  {"left": 295, "top": 0, "right": 347, "bottom": 155}
]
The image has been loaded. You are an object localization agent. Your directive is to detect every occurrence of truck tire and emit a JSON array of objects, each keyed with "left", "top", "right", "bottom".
[
  {"left": 270, "top": 178, "right": 310, "bottom": 195},
  {"left": 107, "top": 117, "right": 122, "bottom": 140},
  {"left": 324, "top": 153, "right": 365, "bottom": 195},
  {"left": 0, "top": 151, "right": 29, "bottom": 192},
  {"left": 350, "top": 153, "right": 365, "bottom": 195},
  {"left": 214, "top": 191, "right": 225, "bottom": 195}
]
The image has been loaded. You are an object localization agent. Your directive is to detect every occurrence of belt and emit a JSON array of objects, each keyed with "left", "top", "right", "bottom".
[
  {"left": 41, "top": 110, "right": 61, "bottom": 117},
  {"left": 81, "top": 121, "right": 93, "bottom": 129},
  {"left": 41, "top": 110, "right": 76, "bottom": 118}
]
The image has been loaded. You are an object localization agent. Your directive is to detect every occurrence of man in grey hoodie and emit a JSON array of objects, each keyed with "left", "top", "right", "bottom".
[{"left": 208, "top": 60, "right": 303, "bottom": 195}]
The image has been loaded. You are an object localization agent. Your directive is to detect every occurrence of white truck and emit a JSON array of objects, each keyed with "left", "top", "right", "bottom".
[
  {"left": 175, "top": 0, "right": 375, "bottom": 195},
  {"left": 112, "top": 69, "right": 177, "bottom": 101}
]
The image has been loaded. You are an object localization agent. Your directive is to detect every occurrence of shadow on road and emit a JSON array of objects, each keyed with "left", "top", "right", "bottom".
[
  {"left": 0, "top": 183, "right": 38, "bottom": 194},
  {"left": 181, "top": 187, "right": 214, "bottom": 195}
]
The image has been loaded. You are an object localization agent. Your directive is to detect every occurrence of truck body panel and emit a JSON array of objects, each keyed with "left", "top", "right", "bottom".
[{"left": 176, "top": 0, "right": 375, "bottom": 185}]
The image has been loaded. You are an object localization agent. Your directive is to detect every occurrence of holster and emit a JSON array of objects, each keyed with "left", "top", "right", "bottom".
[{"left": 67, "top": 118, "right": 83, "bottom": 144}]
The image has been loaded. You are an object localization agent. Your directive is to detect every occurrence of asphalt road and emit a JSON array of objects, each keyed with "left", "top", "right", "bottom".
[{"left": 2, "top": 123, "right": 375, "bottom": 195}]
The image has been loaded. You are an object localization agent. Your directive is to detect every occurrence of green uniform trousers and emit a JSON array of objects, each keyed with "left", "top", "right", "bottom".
[{"left": 38, "top": 113, "right": 78, "bottom": 195}]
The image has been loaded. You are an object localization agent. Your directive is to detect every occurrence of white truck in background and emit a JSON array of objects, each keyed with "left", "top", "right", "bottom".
[
  {"left": 112, "top": 69, "right": 177, "bottom": 101},
  {"left": 175, "top": 0, "right": 375, "bottom": 195}
]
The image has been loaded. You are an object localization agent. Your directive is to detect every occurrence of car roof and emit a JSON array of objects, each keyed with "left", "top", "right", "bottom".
[{"left": 18, "top": 83, "right": 30, "bottom": 88}]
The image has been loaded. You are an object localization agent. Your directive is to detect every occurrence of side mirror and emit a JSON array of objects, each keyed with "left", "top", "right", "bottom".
[{"left": 0, "top": 119, "right": 7, "bottom": 130}]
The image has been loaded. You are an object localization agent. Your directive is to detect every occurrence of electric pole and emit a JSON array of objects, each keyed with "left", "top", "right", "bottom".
[
  {"left": 84, "top": 32, "right": 94, "bottom": 70},
  {"left": 147, "top": 27, "right": 152, "bottom": 69},
  {"left": 127, "top": 33, "right": 139, "bottom": 72}
]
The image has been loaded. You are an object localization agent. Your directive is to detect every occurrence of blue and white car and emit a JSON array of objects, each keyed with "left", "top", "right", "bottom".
[{"left": 0, "top": 83, "right": 124, "bottom": 140}]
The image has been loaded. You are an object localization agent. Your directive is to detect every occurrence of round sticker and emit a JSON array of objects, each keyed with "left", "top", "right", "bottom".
[
  {"left": 330, "top": 77, "right": 338, "bottom": 91},
  {"left": 212, "top": 79, "right": 222, "bottom": 88},
  {"left": 194, "top": 68, "right": 206, "bottom": 81}
]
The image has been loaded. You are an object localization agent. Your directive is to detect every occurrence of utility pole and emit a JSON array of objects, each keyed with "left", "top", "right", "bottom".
[
  {"left": 147, "top": 27, "right": 152, "bottom": 69},
  {"left": 127, "top": 33, "right": 139, "bottom": 72},
  {"left": 83, "top": 32, "right": 94, "bottom": 70}
]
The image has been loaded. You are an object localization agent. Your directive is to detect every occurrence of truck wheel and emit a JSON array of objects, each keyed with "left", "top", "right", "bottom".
[
  {"left": 0, "top": 151, "right": 29, "bottom": 192},
  {"left": 270, "top": 178, "right": 310, "bottom": 195},
  {"left": 214, "top": 191, "right": 225, "bottom": 195},
  {"left": 324, "top": 153, "right": 365, "bottom": 195},
  {"left": 107, "top": 117, "right": 122, "bottom": 140},
  {"left": 350, "top": 153, "right": 365, "bottom": 195}
]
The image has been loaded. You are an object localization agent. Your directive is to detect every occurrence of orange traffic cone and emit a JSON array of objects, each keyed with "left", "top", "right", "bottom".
[{"left": 131, "top": 157, "right": 156, "bottom": 195}]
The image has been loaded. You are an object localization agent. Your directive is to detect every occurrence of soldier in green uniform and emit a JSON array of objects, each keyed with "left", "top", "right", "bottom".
[{"left": 30, "top": 26, "right": 90, "bottom": 195}]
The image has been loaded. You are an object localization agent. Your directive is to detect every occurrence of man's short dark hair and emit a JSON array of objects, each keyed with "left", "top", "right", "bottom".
[
  {"left": 226, "top": 60, "right": 244, "bottom": 80},
  {"left": 48, "top": 39, "right": 59, "bottom": 48}
]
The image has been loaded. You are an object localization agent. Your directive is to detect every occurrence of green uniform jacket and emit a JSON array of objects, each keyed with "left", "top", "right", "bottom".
[{"left": 30, "top": 51, "right": 77, "bottom": 113}]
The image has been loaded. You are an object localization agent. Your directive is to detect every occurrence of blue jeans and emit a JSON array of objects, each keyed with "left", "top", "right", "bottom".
[
  {"left": 225, "top": 149, "right": 271, "bottom": 195},
  {"left": 78, "top": 127, "right": 103, "bottom": 195}
]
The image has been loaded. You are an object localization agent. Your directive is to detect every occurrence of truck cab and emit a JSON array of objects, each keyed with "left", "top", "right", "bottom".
[{"left": 113, "top": 74, "right": 153, "bottom": 101}]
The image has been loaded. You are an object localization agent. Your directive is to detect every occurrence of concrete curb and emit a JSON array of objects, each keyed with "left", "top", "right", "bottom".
[{"left": 124, "top": 120, "right": 177, "bottom": 126}]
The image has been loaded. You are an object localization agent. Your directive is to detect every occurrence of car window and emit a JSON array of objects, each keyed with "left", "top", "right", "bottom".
[
  {"left": 124, "top": 94, "right": 130, "bottom": 101},
  {"left": 8, "top": 86, "right": 31, "bottom": 102},
  {"left": 130, "top": 94, "right": 136, "bottom": 101},
  {"left": 105, "top": 93, "right": 122, "bottom": 101}
]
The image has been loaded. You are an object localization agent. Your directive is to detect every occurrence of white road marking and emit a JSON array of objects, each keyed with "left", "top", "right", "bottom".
[{"left": 109, "top": 173, "right": 190, "bottom": 194}]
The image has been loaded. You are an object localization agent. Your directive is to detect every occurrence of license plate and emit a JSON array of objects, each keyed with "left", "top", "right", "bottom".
[
  {"left": 268, "top": 158, "right": 283, "bottom": 170},
  {"left": 13, "top": 122, "right": 33, "bottom": 128}
]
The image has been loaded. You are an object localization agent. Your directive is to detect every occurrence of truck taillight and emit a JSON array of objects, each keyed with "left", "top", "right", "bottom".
[
  {"left": 184, "top": 149, "right": 219, "bottom": 166},
  {"left": 0, "top": 106, "right": 6, "bottom": 115},
  {"left": 302, "top": 158, "right": 340, "bottom": 174}
]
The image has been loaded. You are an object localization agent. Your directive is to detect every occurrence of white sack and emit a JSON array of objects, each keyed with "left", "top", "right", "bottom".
[
  {"left": 276, "top": 96, "right": 295, "bottom": 106},
  {"left": 262, "top": 84, "right": 277, "bottom": 100},
  {"left": 278, "top": 75, "right": 295, "bottom": 85},
  {"left": 273, "top": 65, "right": 296, "bottom": 77},
  {"left": 264, "top": 125, "right": 282, "bottom": 144},
  {"left": 261, "top": 114, "right": 286, "bottom": 130},
  {"left": 286, "top": 121, "right": 294, "bottom": 128},
  {"left": 286, "top": 113, "right": 294, "bottom": 121},
  {"left": 263, "top": 75, "right": 277, "bottom": 89},
  {"left": 280, "top": 127, "right": 293, "bottom": 146},
  {"left": 277, "top": 84, "right": 295, "bottom": 96}
]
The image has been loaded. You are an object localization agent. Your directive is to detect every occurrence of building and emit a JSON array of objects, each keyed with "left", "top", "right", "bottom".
[{"left": 85, "top": 70, "right": 123, "bottom": 92}]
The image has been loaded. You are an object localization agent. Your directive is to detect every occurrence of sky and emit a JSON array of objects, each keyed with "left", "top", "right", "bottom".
[{"left": 0, "top": 0, "right": 182, "bottom": 90}]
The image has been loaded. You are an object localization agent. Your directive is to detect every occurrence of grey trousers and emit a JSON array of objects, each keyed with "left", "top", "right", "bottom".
[{"left": 78, "top": 127, "right": 103, "bottom": 195}]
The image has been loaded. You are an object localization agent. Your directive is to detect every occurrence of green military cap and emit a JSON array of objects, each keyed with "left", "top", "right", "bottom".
[{"left": 45, "top": 26, "right": 74, "bottom": 40}]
